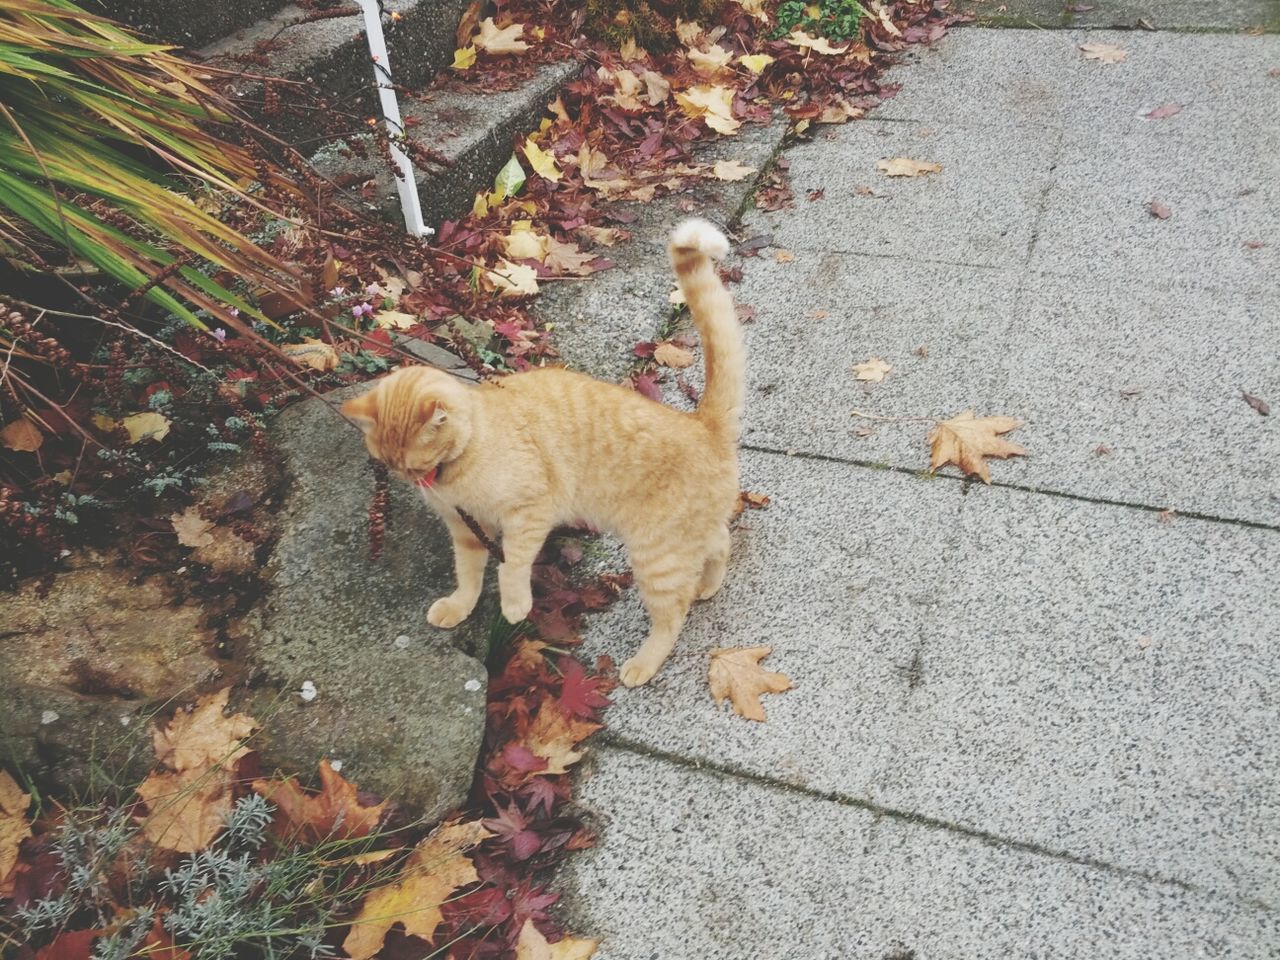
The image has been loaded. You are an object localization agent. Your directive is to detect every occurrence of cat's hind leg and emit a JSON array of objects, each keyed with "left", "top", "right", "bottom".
[
  {"left": 697, "top": 524, "right": 731, "bottom": 601},
  {"left": 620, "top": 544, "right": 704, "bottom": 687}
]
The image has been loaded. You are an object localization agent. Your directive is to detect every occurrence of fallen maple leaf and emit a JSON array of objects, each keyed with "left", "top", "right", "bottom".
[
  {"left": 927, "top": 410, "right": 1027, "bottom": 483},
  {"left": 641, "top": 70, "right": 670, "bottom": 105},
  {"left": 152, "top": 688, "right": 254, "bottom": 772},
  {"left": 544, "top": 237, "right": 598, "bottom": 276},
  {"left": 711, "top": 159, "right": 756, "bottom": 181},
  {"left": 675, "top": 84, "right": 741, "bottom": 135},
  {"left": 786, "top": 30, "right": 849, "bottom": 55},
  {"left": 687, "top": 43, "right": 733, "bottom": 76},
  {"left": 675, "top": 18, "right": 702, "bottom": 45},
  {"left": 0, "top": 770, "right": 31, "bottom": 897},
  {"left": 1144, "top": 102, "right": 1183, "bottom": 119},
  {"left": 282, "top": 338, "right": 339, "bottom": 372},
  {"left": 343, "top": 820, "right": 490, "bottom": 960},
  {"left": 171, "top": 507, "right": 214, "bottom": 548},
  {"left": 452, "top": 46, "right": 477, "bottom": 70},
  {"left": 137, "top": 767, "right": 232, "bottom": 853},
  {"left": 732, "top": 490, "right": 771, "bottom": 517},
  {"left": 1149, "top": 200, "right": 1172, "bottom": 219},
  {"left": 738, "top": 53, "right": 774, "bottom": 73},
  {"left": 654, "top": 342, "right": 695, "bottom": 368},
  {"left": 475, "top": 18, "right": 528, "bottom": 54},
  {"left": 870, "top": 1, "right": 902, "bottom": 37},
  {"left": 818, "top": 99, "right": 862, "bottom": 124},
  {"left": 374, "top": 309, "right": 417, "bottom": 330},
  {"left": 853, "top": 357, "right": 892, "bottom": 382},
  {"left": 253, "top": 760, "right": 389, "bottom": 843},
  {"left": 877, "top": 157, "right": 942, "bottom": 177},
  {"left": 1079, "top": 42, "right": 1127, "bottom": 63},
  {"left": 0, "top": 419, "right": 41, "bottom": 452},
  {"left": 489, "top": 260, "right": 540, "bottom": 297},
  {"left": 516, "top": 918, "right": 599, "bottom": 960},
  {"left": 522, "top": 141, "right": 562, "bottom": 182},
  {"left": 709, "top": 646, "right": 793, "bottom": 721}
]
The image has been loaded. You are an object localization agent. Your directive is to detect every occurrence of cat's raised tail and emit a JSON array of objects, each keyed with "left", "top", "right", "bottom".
[{"left": 668, "top": 218, "right": 745, "bottom": 442}]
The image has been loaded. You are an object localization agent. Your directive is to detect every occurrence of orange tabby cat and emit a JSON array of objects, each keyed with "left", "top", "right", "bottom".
[{"left": 341, "top": 219, "right": 743, "bottom": 686}]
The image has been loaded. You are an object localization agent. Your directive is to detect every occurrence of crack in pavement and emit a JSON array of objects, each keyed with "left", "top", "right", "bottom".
[
  {"left": 598, "top": 737, "right": 1277, "bottom": 914},
  {"left": 740, "top": 443, "right": 1280, "bottom": 534}
]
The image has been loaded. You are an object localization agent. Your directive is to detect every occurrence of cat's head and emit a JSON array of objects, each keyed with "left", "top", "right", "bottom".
[{"left": 340, "top": 366, "right": 472, "bottom": 485}]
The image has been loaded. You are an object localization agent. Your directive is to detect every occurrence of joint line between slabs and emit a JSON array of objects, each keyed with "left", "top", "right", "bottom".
[
  {"left": 599, "top": 737, "right": 1275, "bottom": 913},
  {"left": 740, "top": 443, "right": 1280, "bottom": 534}
]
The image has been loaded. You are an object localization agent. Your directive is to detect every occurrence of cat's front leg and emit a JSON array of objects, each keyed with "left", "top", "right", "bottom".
[
  {"left": 427, "top": 511, "right": 491, "bottom": 629},
  {"left": 496, "top": 508, "right": 553, "bottom": 624}
]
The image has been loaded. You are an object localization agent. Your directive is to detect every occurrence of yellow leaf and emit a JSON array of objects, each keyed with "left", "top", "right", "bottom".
[
  {"left": 137, "top": 767, "right": 233, "bottom": 854},
  {"left": 343, "top": 821, "right": 491, "bottom": 960},
  {"left": 786, "top": 30, "right": 849, "bottom": 55},
  {"left": 619, "top": 37, "right": 644, "bottom": 61},
  {"left": 607, "top": 68, "right": 647, "bottom": 111},
  {"left": 282, "top": 338, "right": 339, "bottom": 371},
  {"left": 502, "top": 223, "right": 550, "bottom": 261},
  {"left": 1079, "top": 42, "right": 1127, "bottom": 64},
  {"left": 675, "top": 84, "right": 740, "bottom": 135},
  {"left": 451, "top": 45, "right": 477, "bottom": 70},
  {"left": 852, "top": 357, "right": 892, "bottom": 382},
  {"left": 151, "top": 688, "right": 255, "bottom": 773},
  {"left": 525, "top": 706, "right": 600, "bottom": 776},
  {"left": 472, "top": 191, "right": 489, "bottom": 217},
  {"left": 475, "top": 17, "right": 529, "bottom": 54},
  {"left": 641, "top": 70, "right": 671, "bottom": 104},
  {"left": 0, "top": 419, "right": 41, "bottom": 452},
  {"left": 687, "top": 43, "right": 733, "bottom": 76},
  {"left": 877, "top": 157, "right": 943, "bottom": 177},
  {"left": 774, "top": 249, "right": 795, "bottom": 263},
  {"left": 374, "top": 310, "right": 418, "bottom": 330},
  {"left": 708, "top": 646, "right": 793, "bottom": 722},
  {"left": 734, "top": 0, "right": 769, "bottom": 22},
  {"left": 521, "top": 140, "right": 562, "bottom": 182},
  {"left": 515, "top": 918, "right": 600, "bottom": 960},
  {"left": 738, "top": 53, "right": 775, "bottom": 73},
  {"left": 120, "top": 412, "right": 171, "bottom": 444},
  {"left": 489, "top": 260, "right": 540, "bottom": 297},
  {"left": 654, "top": 342, "right": 695, "bottom": 368},
  {"left": 712, "top": 159, "right": 756, "bottom": 181},
  {"left": 927, "top": 411, "right": 1027, "bottom": 484}
]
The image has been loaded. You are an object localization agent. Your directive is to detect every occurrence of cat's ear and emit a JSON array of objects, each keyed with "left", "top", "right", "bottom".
[
  {"left": 340, "top": 393, "right": 377, "bottom": 433},
  {"left": 429, "top": 403, "right": 448, "bottom": 426}
]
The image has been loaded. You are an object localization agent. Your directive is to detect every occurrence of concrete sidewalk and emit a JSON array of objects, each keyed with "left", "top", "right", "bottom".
[{"left": 558, "top": 22, "right": 1279, "bottom": 960}]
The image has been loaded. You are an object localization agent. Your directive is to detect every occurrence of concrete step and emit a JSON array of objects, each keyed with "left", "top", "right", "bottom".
[
  {"left": 311, "top": 59, "right": 581, "bottom": 229},
  {"left": 91, "top": 0, "right": 289, "bottom": 50},
  {"left": 196, "top": 0, "right": 471, "bottom": 143}
]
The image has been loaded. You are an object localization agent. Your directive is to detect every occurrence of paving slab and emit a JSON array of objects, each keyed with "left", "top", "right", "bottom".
[
  {"left": 951, "top": 0, "right": 1280, "bottom": 31},
  {"left": 725, "top": 254, "right": 1280, "bottom": 524},
  {"left": 578, "top": 449, "right": 1280, "bottom": 904},
  {"left": 558, "top": 747, "right": 1277, "bottom": 959}
]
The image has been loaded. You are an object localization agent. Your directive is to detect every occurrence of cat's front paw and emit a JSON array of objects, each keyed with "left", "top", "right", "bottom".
[
  {"left": 427, "top": 595, "right": 474, "bottom": 629},
  {"left": 500, "top": 591, "right": 532, "bottom": 625},
  {"left": 619, "top": 654, "right": 661, "bottom": 688}
]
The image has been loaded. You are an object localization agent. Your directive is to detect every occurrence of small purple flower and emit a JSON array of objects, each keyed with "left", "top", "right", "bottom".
[
  {"left": 329, "top": 286, "right": 346, "bottom": 298},
  {"left": 365, "top": 283, "right": 382, "bottom": 297},
  {"left": 352, "top": 302, "right": 374, "bottom": 319},
  {"left": 212, "top": 327, "right": 227, "bottom": 342},
  {"left": 228, "top": 307, "right": 239, "bottom": 317}
]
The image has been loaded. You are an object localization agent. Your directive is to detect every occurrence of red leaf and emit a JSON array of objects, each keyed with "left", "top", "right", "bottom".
[
  {"left": 557, "top": 656, "right": 611, "bottom": 719},
  {"left": 35, "top": 931, "right": 99, "bottom": 960},
  {"left": 631, "top": 370, "right": 662, "bottom": 402}
]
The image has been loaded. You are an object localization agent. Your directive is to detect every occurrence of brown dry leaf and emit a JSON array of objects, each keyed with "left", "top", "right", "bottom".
[
  {"left": 785, "top": 30, "right": 849, "bottom": 55},
  {"left": 475, "top": 18, "right": 529, "bottom": 54},
  {"left": 774, "top": 249, "right": 795, "bottom": 263},
  {"left": 606, "top": 68, "right": 646, "bottom": 111},
  {"left": 374, "top": 310, "right": 417, "bottom": 330},
  {"left": 577, "top": 225, "right": 623, "bottom": 247},
  {"left": 545, "top": 236, "right": 597, "bottom": 276},
  {"left": 114, "top": 411, "right": 170, "bottom": 444},
  {"left": 712, "top": 159, "right": 756, "bottom": 181},
  {"left": 708, "top": 646, "right": 793, "bottom": 722},
  {"left": 877, "top": 157, "right": 943, "bottom": 177},
  {"left": 732, "top": 490, "right": 771, "bottom": 517},
  {"left": 170, "top": 507, "right": 214, "bottom": 548},
  {"left": 817, "top": 99, "right": 862, "bottom": 124},
  {"left": 654, "top": 342, "right": 695, "bottom": 368},
  {"left": 253, "top": 760, "right": 389, "bottom": 843},
  {"left": 853, "top": 357, "right": 892, "bottom": 382},
  {"left": 734, "top": 0, "right": 769, "bottom": 21},
  {"left": 687, "top": 44, "right": 733, "bottom": 76},
  {"left": 342, "top": 820, "right": 491, "bottom": 960},
  {"left": 675, "top": 19, "right": 703, "bottom": 45},
  {"left": 0, "top": 771, "right": 31, "bottom": 897},
  {"left": 0, "top": 419, "right": 42, "bottom": 453},
  {"left": 515, "top": 919, "right": 599, "bottom": 960},
  {"left": 191, "top": 527, "right": 256, "bottom": 574},
  {"left": 524, "top": 706, "right": 601, "bottom": 776},
  {"left": 927, "top": 410, "right": 1027, "bottom": 484},
  {"left": 137, "top": 768, "right": 232, "bottom": 853},
  {"left": 1079, "top": 42, "right": 1127, "bottom": 63},
  {"left": 455, "top": 0, "right": 482, "bottom": 47},
  {"left": 282, "top": 338, "right": 339, "bottom": 372},
  {"left": 674, "top": 84, "right": 740, "bottom": 135},
  {"left": 641, "top": 70, "right": 670, "bottom": 105},
  {"left": 870, "top": 0, "right": 902, "bottom": 36},
  {"left": 152, "top": 688, "right": 255, "bottom": 773},
  {"left": 1242, "top": 391, "right": 1270, "bottom": 416}
]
